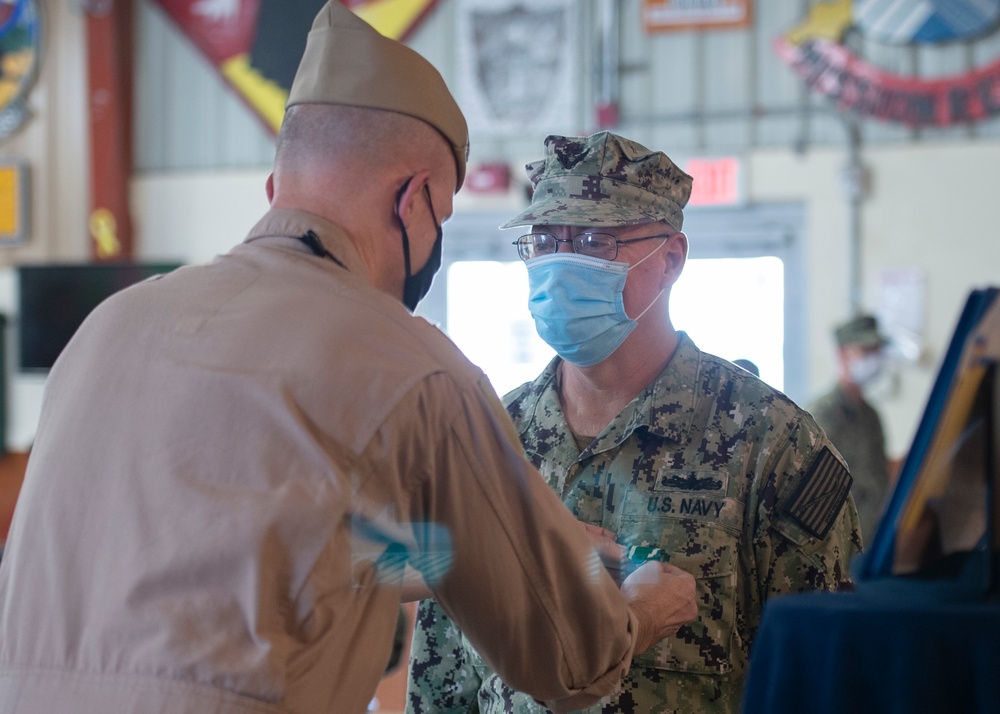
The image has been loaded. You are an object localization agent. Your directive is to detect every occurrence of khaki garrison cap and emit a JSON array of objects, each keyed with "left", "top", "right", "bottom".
[
  {"left": 287, "top": 1, "right": 470, "bottom": 189},
  {"left": 500, "top": 131, "right": 693, "bottom": 230}
]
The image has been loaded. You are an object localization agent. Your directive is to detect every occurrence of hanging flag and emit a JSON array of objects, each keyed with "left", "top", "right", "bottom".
[
  {"left": 152, "top": 0, "right": 441, "bottom": 135},
  {"left": 854, "top": 0, "right": 1000, "bottom": 44},
  {"left": 347, "top": 0, "right": 442, "bottom": 41}
]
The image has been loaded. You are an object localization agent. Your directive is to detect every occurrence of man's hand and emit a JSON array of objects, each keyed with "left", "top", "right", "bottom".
[
  {"left": 579, "top": 522, "right": 627, "bottom": 585},
  {"left": 621, "top": 560, "right": 697, "bottom": 655}
]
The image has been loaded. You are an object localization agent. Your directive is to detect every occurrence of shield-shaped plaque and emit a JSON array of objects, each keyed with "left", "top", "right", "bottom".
[
  {"left": 471, "top": 5, "right": 565, "bottom": 122},
  {"left": 459, "top": 0, "right": 576, "bottom": 135}
]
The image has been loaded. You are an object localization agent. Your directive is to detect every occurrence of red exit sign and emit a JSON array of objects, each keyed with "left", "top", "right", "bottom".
[{"left": 685, "top": 157, "right": 743, "bottom": 207}]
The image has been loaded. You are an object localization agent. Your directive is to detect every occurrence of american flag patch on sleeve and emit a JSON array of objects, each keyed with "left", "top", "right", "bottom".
[{"left": 785, "top": 447, "right": 853, "bottom": 539}]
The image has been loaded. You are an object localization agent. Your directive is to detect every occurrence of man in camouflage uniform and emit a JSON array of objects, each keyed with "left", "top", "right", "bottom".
[
  {"left": 808, "top": 314, "right": 893, "bottom": 541},
  {"left": 406, "top": 131, "right": 862, "bottom": 714}
]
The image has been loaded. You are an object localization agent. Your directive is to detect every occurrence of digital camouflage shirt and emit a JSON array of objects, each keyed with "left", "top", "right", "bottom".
[
  {"left": 807, "top": 384, "right": 891, "bottom": 541},
  {"left": 407, "top": 334, "right": 863, "bottom": 714}
]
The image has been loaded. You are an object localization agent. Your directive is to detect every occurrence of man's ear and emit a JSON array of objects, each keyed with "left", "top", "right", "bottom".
[
  {"left": 393, "top": 170, "right": 431, "bottom": 228},
  {"left": 660, "top": 232, "right": 688, "bottom": 289}
]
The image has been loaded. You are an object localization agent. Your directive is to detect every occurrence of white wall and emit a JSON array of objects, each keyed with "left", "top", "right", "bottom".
[
  {"left": 751, "top": 142, "right": 1000, "bottom": 458},
  {"left": 133, "top": 170, "right": 271, "bottom": 264}
]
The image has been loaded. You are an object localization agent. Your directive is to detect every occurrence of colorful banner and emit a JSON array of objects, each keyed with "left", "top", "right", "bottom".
[
  {"left": 0, "top": 0, "right": 40, "bottom": 141},
  {"left": 854, "top": 0, "right": 1000, "bottom": 45},
  {"left": 774, "top": 36, "right": 1000, "bottom": 127},
  {"left": 153, "top": 0, "right": 441, "bottom": 135}
]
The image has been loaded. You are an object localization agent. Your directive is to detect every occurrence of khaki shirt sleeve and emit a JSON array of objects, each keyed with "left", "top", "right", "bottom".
[{"left": 360, "top": 371, "right": 638, "bottom": 712}]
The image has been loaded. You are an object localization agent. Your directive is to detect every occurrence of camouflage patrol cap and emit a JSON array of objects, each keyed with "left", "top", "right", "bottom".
[
  {"left": 499, "top": 131, "right": 693, "bottom": 230},
  {"left": 835, "top": 314, "right": 887, "bottom": 348},
  {"left": 287, "top": 2, "right": 470, "bottom": 190}
]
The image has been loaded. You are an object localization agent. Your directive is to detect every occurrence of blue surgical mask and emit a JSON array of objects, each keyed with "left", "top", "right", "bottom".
[
  {"left": 526, "top": 243, "right": 666, "bottom": 366},
  {"left": 847, "top": 352, "right": 883, "bottom": 387}
]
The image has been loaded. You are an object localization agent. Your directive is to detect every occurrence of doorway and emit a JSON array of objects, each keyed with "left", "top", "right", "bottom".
[{"left": 417, "top": 203, "right": 806, "bottom": 401}]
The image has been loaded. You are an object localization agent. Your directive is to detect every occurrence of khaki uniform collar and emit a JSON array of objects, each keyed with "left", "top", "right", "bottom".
[{"left": 243, "top": 207, "right": 373, "bottom": 284}]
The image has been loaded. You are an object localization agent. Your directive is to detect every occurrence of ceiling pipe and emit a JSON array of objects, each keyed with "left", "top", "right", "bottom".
[
  {"left": 595, "top": 0, "right": 620, "bottom": 129},
  {"left": 841, "top": 112, "right": 868, "bottom": 317}
]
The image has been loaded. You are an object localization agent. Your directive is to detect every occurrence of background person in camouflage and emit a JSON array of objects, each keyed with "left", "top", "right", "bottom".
[
  {"left": 807, "top": 314, "right": 894, "bottom": 541},
  {"left": 406, "top": 131, "right": 863, "bottom": 714}
]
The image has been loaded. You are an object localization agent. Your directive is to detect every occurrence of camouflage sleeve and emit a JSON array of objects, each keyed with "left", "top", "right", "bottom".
[
  {"left": 806, "top": 393, "right": 847, "bottom": 452},
  {"left": 749, "top": 416, "right": 863, "bottom": 629},
  {"left": 405, "top": 598, "right": 481, "bottom": 714}
]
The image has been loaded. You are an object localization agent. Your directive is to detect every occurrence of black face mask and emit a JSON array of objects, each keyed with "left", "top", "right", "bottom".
[{"left": 395, "top": 178, "right": 444, "bottom": 312}]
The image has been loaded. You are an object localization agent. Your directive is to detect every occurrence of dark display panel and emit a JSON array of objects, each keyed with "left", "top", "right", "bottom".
[{"left": 17, "top": 263, "right": 182, "bottom": 373}]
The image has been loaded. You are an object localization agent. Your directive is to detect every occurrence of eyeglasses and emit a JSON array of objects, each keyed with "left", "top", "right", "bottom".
[{"left": 512, "top": 232, "right": 675, "bottom": 262}]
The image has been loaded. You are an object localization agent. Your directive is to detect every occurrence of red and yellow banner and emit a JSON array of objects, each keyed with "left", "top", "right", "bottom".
[{"left": 152, "top": 0, "right": 441, "bottom": 135}]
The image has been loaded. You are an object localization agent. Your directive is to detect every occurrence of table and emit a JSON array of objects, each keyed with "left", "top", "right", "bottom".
[{"left": 741, "top": 587, "right": 1000, "bottom": 714}]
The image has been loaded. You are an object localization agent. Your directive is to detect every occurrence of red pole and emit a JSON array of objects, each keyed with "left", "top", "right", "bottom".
[{"left": 86, "top": 0, "right": 133, "bottom": 261}]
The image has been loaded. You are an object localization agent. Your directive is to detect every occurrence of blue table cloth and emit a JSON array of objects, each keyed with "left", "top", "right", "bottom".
[{"left": 741, "top": 589, "right": 1000, "bottom": 714}]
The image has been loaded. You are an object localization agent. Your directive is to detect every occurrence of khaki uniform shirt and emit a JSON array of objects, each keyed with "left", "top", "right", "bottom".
[
  {"left": 808, "top": 384, "right": 891, "bottom": 541},
  {"left": 408, "top": 338, "right": 862, "bottom": 714},
  {"left": 0, "top": 209, "right": 641, "bottom": 714}
]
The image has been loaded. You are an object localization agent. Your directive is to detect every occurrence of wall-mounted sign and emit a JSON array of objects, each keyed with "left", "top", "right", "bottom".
[
  {"left": 457, "top": 0, "right": 577, "bottom": 136},
  {"left": 0, "top": 160, "right": 28, "bottom": 243},
  {"left": 642, "top": 0, "right": 751, "bottom": 32},
  {"left": 0, "top": 0, "right": 41, "bottom": 141},
  {"left": 876, "top": 267, "right": 927, "bottom": 364},
  {"left": 464, "top": 163, "right": 511, "bottom": 194},
  {"left": 153, "top": 0, "right": 442, "bottom": 135},
  {"left": 685, "top": 157, "right": 744, "bottom": 207}
]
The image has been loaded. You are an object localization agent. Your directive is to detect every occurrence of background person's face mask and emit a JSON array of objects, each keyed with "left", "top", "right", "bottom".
[
  {"left": 847, "top": 352, "right": 883, "bottom": 387},
  {"left": 526, "top": 241, "right": 666, "bottom": 367}
]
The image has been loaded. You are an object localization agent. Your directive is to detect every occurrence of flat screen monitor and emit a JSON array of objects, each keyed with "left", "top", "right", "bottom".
[{"left": 17, "top": 262, "right": 183, "bottom": 373}]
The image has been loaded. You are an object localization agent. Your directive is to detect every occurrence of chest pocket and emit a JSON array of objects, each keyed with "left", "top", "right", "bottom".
[{"left": 619, "top": 484, "right": 740, "bottom": 675}]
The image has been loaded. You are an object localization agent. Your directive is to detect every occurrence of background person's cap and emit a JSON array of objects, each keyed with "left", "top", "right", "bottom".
[
  {"left": 835, "top": 314, "right": 888, "bottom": 348},
  {"left": 287, "top": 1, "right": 470, "bottom": 189},
  {"left": 499, "top": 131, "right": 693, "bottom": 230}
]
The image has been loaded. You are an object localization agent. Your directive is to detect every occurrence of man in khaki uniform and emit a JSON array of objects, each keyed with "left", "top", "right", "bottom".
[
  {"left": 0, "top": 7, "right": 697, "bottom": 714},
  {"left": 407, "top": 132, "right": 863, "bottom": 714}
]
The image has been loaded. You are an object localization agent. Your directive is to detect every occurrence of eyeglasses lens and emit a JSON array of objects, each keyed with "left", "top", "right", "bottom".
[
  {"left": 576, "top": 233, "right": 616, "bottom": 260},
  {"left": 517, "top": 233, "right": 621, "bottom": 261}
]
